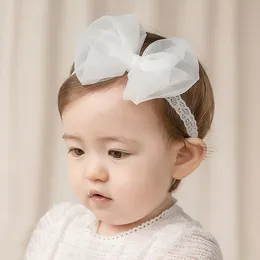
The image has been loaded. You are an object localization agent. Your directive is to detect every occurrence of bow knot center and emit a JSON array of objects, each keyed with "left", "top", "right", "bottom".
[{"left": 131, "top": 54, "right": 141, "bottom": 68}]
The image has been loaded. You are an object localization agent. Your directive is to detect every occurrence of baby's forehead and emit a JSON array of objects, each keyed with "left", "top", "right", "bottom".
[{"left": 62, "top": 84, "right": 162, "bottom": 137}]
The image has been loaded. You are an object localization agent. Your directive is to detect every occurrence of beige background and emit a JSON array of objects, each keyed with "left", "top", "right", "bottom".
[{"left": 1, "top": 0, "right": 260, "bottom": 259}]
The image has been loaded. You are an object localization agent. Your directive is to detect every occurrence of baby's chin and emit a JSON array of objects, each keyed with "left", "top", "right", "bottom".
[
  {"left": 78, "top": 194, "right": 166, "bottom": 228},
  {"left": 82, "top": 202, "right": 151, "bottom": 228},
  {"left": 90, "top": 207, "right": 146, "bottom": 226}
]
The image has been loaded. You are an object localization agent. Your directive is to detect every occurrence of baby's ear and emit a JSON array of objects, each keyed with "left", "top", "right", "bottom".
[{"left": 171, "top": 138, "right": 206, "bottom": 179}]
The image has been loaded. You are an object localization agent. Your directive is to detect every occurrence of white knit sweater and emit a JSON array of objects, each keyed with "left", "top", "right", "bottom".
[{"left": 24, "top": 202, "right": 223, "bottom": 260}]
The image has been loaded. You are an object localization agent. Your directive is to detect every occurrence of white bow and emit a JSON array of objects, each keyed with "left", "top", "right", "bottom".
[
  {"left": 73, "top": 14, "right": 199, "bottom": 137},
  {"left": 74, "top": 14, "right": 199, "bottom": 105}
]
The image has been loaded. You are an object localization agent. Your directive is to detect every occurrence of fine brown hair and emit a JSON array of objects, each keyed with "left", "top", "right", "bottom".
[{"left": 58, "top": 32, "right": 214, "bottom": 192}]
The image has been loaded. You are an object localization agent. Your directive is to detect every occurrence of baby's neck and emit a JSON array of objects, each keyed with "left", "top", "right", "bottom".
[{"left": 97, "top": 194, "right": 174, "bottom": 237}]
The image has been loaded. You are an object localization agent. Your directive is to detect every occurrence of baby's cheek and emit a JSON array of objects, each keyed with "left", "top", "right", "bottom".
[
  {"left": 116, "top": 174, "right": 150, "bottom": 198},
  {"left": 68, "top": 162, "right": 85, "bottom": 196}
]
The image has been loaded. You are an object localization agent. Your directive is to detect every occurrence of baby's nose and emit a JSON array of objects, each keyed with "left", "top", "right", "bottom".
[{"left": 84, "top": 163, "right": 109, "bottom": 182}]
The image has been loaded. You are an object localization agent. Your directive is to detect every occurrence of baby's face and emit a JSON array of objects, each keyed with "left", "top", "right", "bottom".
[{"left": 62, "top": 83, "right": 178, "bottom": 225}]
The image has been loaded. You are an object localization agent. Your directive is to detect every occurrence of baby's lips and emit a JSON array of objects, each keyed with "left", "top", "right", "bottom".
[{"left": 88, "top": 189, "right": 111, "bottom": 199}]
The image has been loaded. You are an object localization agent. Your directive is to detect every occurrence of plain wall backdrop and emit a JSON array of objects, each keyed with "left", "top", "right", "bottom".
[{"left": 1, "top": 0, "right": 260, "bottom": 259}]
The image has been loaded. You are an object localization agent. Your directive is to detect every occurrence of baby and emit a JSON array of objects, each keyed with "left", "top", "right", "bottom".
[{"left": 24, "top": 14, "right": 222, "bottom": 260}]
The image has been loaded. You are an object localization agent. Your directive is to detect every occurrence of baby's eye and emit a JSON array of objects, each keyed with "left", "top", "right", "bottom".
[
  {"left": 108, "top": 150, "right": 129, "bottom": 159},
  {"left": 68, "top": 148, "right": 84, "bottom": 157}
]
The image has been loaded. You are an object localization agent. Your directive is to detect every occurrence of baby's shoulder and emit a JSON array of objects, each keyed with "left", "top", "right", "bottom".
[
  {"left": 29, "top": 201, "right": 93, "bottom": 241},
  {"left": 24, "top": 202, "right": 91, "bottom": 259},
  {"left": 42, "top": 201, "right": 88, "bottom": 221},
  {"left": 159, "top": 226, "right": 223, "bottom": 259},
  {"left": 154, "top": 205, "right": 223, "bottom": 259}
]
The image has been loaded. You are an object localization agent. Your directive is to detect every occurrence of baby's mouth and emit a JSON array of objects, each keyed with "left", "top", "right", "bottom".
[
  {"left": 88, "top": 190, "right": 112, "bottom": 200},
  {"left": 93, "top": 194, "right": 107, "bottom": 199}
]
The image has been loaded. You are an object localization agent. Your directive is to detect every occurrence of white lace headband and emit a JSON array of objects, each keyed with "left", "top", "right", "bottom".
[{"left": 72, "top": 14, "right": 199, "bottom": 137}]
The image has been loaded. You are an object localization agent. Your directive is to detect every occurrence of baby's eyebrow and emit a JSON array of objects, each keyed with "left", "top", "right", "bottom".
[
  {"left": 98, "top": 136, "right": 138, "bottom": 145},
  {"left": 62, "top": 134, "right": 82, "bottom": 141}
]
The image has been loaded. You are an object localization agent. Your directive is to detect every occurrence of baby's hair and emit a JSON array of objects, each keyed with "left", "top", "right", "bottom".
[{"left": 58, "top": 32, "right": 215, "bottom": 192}]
